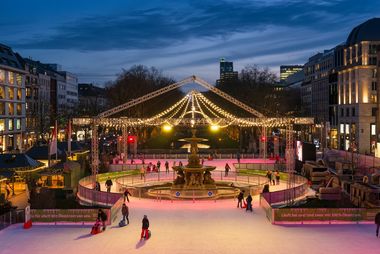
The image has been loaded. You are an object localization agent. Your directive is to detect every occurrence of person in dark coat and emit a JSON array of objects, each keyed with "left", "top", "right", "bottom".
[
  {"left": 225, "top": 163, "right": 231, "bottom": 177},
  {"left": 375, "top": 212, "right": 380, "bottom": 237},
  {"left": 105, "top": 177, "right": 113, "bottom": 192},
  {"left": 165, "top": 161, "right": 169, "bottom": 173},
  {"left": 246, "top": 194, "right": 253, "bottom": 212},
  {"left": 237, "top": 152, "right": 241, "bottom": 163},
  {"left": 97, "top": 209, "right": 108, "bottom": 231},
  {"left": 121, "top": 204, "right": 129, "bottom": 224},
  {"left": 237, "top": 190, "right": 244, "bottom": 208},
  {"left": 124, "top": 189, "right": 132, "bottom": 202},
  {"left": 141, "top": 215, "right": 150, "bottom": 239}
]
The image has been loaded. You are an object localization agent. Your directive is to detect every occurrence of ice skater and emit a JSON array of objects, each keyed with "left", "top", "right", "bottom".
[
  {"left": 246, "top": 194, "right": 253, "bottom": 212},
  {"left": 275, "top": 170, "right": 280, "bottom": 185},
  {"left": 237, "top": 190, "right": 244, "bottom": 208},
  {"left": 375, "top": 212, "right": 380, "bottom": 237},
  {"left": 165, "top": 161, "right": 169, "bottom": 173},
  {"left": 97, "top": 209, "right": 108, "bottom": 231},
  {"left": 122, "top": 203, "right": 129, "bottom": 224},
  {"left": 225, "top": 163, "right": 231, "bottom": 177},
  {"left": 141, "top": 215, "right": 150, "bottom": 240},
  {"left": 105, "top": 177, "right": 113, "bottom": 192},
  {"left": 124, "top": 188, "right": 132, "bottom": 202}
]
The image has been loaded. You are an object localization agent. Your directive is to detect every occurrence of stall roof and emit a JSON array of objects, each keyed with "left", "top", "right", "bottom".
[{"left": 0, "top": 154, "right": 42, "bottom": 170}]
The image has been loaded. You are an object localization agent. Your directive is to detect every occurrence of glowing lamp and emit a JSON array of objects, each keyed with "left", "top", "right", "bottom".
[
  {"left": 210, "top": 125, "right": 220, "bottom": 132},
  {"left": 162, "top": 124, "right": 172, "bottom": 132},
  {"left": 127, "top": 136, "right": 135, "bottom": 143},
  {"left": 260, "top": 136, "right": 266, "bottom": 142}
]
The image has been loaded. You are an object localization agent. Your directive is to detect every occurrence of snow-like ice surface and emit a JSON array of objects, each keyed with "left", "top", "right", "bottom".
[{"left": 1, "top": 197, "right": 379, "bottom": 254}]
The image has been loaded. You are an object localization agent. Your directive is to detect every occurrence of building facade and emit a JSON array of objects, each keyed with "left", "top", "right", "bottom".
[
  {"left": 280, "top": 65, "right": 303, "bottom": 82},
  {"left": 78, "top": 83, "right": 107, "bottom": 116},
  {"left": 216, "top": 58, "right": 238, "bottom": 85},
  {"left": 0, "top": 44, "right": 26, "bottom": 152},
  {"left": 336, "top": 18, "right": 380, "bottom": 154}
]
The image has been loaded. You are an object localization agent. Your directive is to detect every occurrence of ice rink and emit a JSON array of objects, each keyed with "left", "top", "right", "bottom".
[{"left": 0, "top": 197, "right": 379, "bottom": 254}]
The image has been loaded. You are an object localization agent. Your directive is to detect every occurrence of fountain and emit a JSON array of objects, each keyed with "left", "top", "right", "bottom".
[{"left": 171, "top": 129, "right": 217, "bottom": 197}]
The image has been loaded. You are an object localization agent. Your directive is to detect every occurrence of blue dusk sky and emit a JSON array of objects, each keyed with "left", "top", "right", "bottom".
[{"left": 1, "top": 0, "right": 379, "bottom": 85}]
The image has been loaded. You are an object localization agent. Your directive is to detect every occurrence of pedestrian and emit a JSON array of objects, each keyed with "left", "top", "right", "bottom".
[
  {"left": 237, "top": 190, "right": 244, "bottom": 208},
  {"left": 124, "top": 188, "right": 132, "bottom": 202},
  {"left": 266, "top": 170, "right": 272, "bottom": 185},
  {"left": 157, "top": 160, "right": 161, "bottom": 171},
  {"left": 122, "top": 203, "right": 129, "bottom": 224},
  {"left": 225, "top": 163, "right": 231, "bottom": 177},
  {"left": 275, "top": 170, "right": 280, "bottom": 185},
  {"left": 105, "top": 177, "right": 113, "bottom": 192},
  {"left": 95, "top": 181, "right": 101, "bottom": 191},
  {"left": 97, "top": 208, "right": 108, "bottom": 231},
  {"left": 237, "top": 152, "right": 241, "bottom": 164},
  {"left": 246, "top": 194, "right": 253, "bottom": 212},
  {"left": 375, "top": 212, "right": 380, "bottom": 237},
  {"left": 165, "top": 161, "right": 169, "bottom": 173},
  {"left": 140, "top": 166, "right": 145, "bottom": 180},
  {"left": 271, "top": 172, "right": 276, "bottom": 186},
  {"left": 141, "top": 215, "right": 150, "bottom": 240}
]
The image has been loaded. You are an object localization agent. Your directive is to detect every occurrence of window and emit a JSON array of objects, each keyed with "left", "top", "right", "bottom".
[
  {"left": 26, "top": 88, "right": 31, "bottom": 98},
  {"left": 371, "top": 124, "right": 376, "bottom": 136},
  {"left": 341, "top": 108, "right": 344, "bottom": 117},
  {"left": 0, "top": 119, "right": 4, "bottom": 131},
  {"left": 17, "top": 88, "right": 21, "bottom": 100},
  {"left": 372, "top": 107, "right": 377, "bottom": 116},
  {"left": 0, "top": 70, "right": 5, "bottom": 83},
  {"left": 8, "top": 72, "right": 14, "bottom": 85},
  {"left": 372, "top": 82, "right": 377, "bottom": 91},
  {"left": 0, "top": 102, "right": 4, "bottom": 115},
  {"left": 8, "top": 103, "right": 14, "bottom": 115},
  {"left": 16, "top": 119, "right": 21, "bottom": 130},
  {"left": 16, "top": 104, "right": 22, "bottom": 115},
  {"left": 371, "top": 94, "right": 377, "bottom": 103},
  {"left": 346, "top": 108, "right": 350, "bottom": 117},
  {"left": 0, "top": 86, "right": 4, "bottom": 99},
  {"left": 352, "top": 107, "right": 355, "bottom": 117},
  {"left": 369, "top": 57, "right": 377, "bottom": 65},
  {"left": 340, "top": 123, "right": 344, "bottom": 134},
  {"left": 345, "top": 124, "right": 350, "bottom": 134},
  {"left": 373, "top": 69, "right": 378, "bottom": 78},
  {"left": 16, "top": 74, "right": 22, "bottom": 86},
  {"left": 8, "top": 119, "right": 13, "bottom": 131},
  {"left": 8, "top": 88, "right": 14, "bottom": 100}
]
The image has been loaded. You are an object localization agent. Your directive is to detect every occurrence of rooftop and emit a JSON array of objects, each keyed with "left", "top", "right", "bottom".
[{"left": 346, "top": 18, "right": 380, "bottom": 45}]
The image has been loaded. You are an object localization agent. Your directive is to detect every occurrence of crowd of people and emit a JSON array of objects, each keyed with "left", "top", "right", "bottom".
[{"left": 265, "top": 170, "right": 280, "bottom": 186}]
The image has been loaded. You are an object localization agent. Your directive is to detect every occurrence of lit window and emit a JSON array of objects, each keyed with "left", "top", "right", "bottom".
[
  {"left": 340, "top": 124, "right": 344, "bottom": 134},
  {"left": 16, "top": 74, "right": 22, "bottom": 86},
  {"left": 0, "top": 86, "right": 4, "bottom": 99},
  {"left": 0, "top": 119, "right": 4, "bottom": 131},
  {"left": 0, "top": 70, "right": 5, "bottom": 83},
  {"left": 16, "top": 119, "right": 21, "bottom": 130},
  {"left": 345, "top": 124, "right": 350, "bottom": 134},
  {"left": 8, "top": 72, "right": 14, "bottom": 85},
  {"left": 8, "top": 88, "right": 14, "bottom": 100},
  {"left": 371, "top": 124, "right": 376, "bottom": 136},
  {"left": 8, "top": 119, "right": 13, "bottom": 131}
]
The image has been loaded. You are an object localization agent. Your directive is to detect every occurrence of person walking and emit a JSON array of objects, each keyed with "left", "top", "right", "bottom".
[
  {"left": 157, "top": 161, "right": 161, "bottom": 172},
  {"left": 97, "top": 209, "right": 108, "bottom": 231},
  {"left": 105, "top": 177, "right": 113, "bottom": 192},
  {"left": 165, "top": 161, "right": 169, "bottom": 173},
  {"left": 271, "top": 172, "right": 276, "bottom": 186},
  {"left": 275, "top": 170, "right": 280, "bottom": 185},
  {"left": 140, "top": 166, "right": 145, "bottom": 180},
  {"left": 375, "top": 212, "right": 380, "bottom": 237},
  {"left": 124, "top": 189, "right": 132, "bottom": 202},
  {"left": 225, "top": 163, "right": 231, "bottom": 177},
  {"left": 237, "top": 190, "right": 244, "bottom": 208},
  {"left": 237, "top": 152, "right": 241, "bottom": 164},
  {"left": 122, "top": 203, "right": 129, "bottom": 224},
  {"left": 246, "top": 194, "right": 253, "bottom": 212},
  {"left": 266, "top": 170, "right": 272, "bottom": 185},
  {"left": 141, "top": 215, "right": 150, "bottom": 240}
]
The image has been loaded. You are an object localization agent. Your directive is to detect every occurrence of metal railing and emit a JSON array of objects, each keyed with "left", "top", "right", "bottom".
[
  {"left": 77, "top": 176, "right": 122, "bottom": 207},
  {"left": 261, "top": 175, "right": 309, "bottom": 205},
  {"left": 124, "top": 153, "right": 265, "bottom": 160},
  {"left": 0, "top": 209, "right": 25, "bottom": 231}
]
